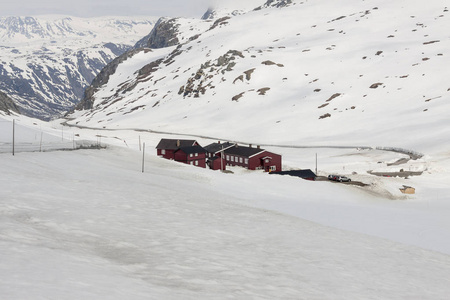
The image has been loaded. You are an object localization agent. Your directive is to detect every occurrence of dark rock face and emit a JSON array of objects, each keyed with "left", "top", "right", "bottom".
[
  {"left": 0, "top": 91, "right": 20, "bottom": 114},
  {"left": 134, "top": 18, "right": 180, "bottom": 49},
  {"left": 256, "top": 0, "right": 293, "bottom": 10}
]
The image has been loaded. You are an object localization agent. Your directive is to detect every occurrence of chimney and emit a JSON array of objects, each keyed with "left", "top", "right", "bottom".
[
  {"left": 249, "top": 144, "right": 252, "bottom": 148},
  {"left": 218, "top": 141, "right": 221, "bottom": 144},
  {"left": 177, "top": 140, "right": 180, "bottom": 147},
  {"left": 257, "top": 145, "right": 260, "bottom": 149}
]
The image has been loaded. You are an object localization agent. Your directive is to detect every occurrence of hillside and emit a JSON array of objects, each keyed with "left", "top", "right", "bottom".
[
  {"left": 0, "top": 15, "right": 158, "bottom": 120},
  {"left": 67, "top": 0, "right": 450, "bottom": 155}
]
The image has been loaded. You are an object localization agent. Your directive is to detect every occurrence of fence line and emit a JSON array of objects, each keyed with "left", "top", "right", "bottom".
[{"left": 0, "top": 119, "right": 103, "bottom": 154}]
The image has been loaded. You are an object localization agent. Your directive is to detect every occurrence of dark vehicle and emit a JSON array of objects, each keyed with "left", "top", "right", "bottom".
[{"left": 328, "top": 174, "right": 338, "bottom": 181}]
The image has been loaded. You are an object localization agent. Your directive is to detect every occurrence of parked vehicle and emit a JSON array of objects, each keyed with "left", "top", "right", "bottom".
[
  {"left": 328, "top": 174, "right": 338, "bottom": 181},
  {"left": 337, "top": 176, "right": 351, "bottom": 182},
  {"left": 328, "top": 174, "right": 351, "bottom": 182}
]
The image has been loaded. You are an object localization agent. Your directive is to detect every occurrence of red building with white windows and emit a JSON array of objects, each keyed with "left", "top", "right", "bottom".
[
  {"left": 156, "top": 139, "right": 199, "bottom": 160},
  {"left": 204, "top": 142, "right": 282, "bottom": 172},
  {"left": 156, "top": 139, "right": 206, "bottom": 168},
  {"left": 174, "top": 146, "right": 207, "bottom": 168}
]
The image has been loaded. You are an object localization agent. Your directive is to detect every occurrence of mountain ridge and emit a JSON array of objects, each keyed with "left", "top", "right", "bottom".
[
  {"left": 67, "top": 0, "right": 450, "bottom": 152},
  {"left": 0, "top": 15, "right": 158, "bottom": 120}
]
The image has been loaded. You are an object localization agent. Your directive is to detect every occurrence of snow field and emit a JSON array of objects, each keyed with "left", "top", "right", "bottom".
[{"left": 2, "top": 146, "right": 450, "bottom": 299}]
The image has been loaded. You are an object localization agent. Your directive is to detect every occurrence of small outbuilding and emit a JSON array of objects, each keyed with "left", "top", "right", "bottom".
[
  {"left": 269, "top": 169, "right": 317, "bottom": 181},
  {"left": 400, "top": 185, "right": 415, "bottom": 194}
]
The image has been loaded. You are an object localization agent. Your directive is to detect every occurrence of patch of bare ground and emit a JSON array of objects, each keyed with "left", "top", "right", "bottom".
[
  {"left": 232, "top": 92, "right": 245, "bottom": 101},
  {"left": 244, "top": 68, "right": 256, "bottom": 80},
  {"left": 326, "top": 93, "right": 341, "bottom": 102},
  {"left": 257, "top": 87, "right": 270, "bottom": 95},
  {"left": 370, "top": 82, "right": 383, "bottom": 89}
]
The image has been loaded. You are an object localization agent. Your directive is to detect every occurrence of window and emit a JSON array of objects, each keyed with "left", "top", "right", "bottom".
[
  {"left": 270, "top": 166, "right": 276, "bottom": 171},
  {"left": 265, "top": 159, "right": 269, "bottom": 163},
  {"left": 195, "top": 153, "right": 198, "bottom": 157},
  {"left": 226, "top": 155, "right": 230, "bottom": 161},
  {"left": 231, "top": 156, "right": 234, "bottom": 162},
  {"left": 190, "top": 153, "right": 193, "bottom": 157},
  {"left": 161, "top": 149, "right": 166, "bottom": 155},
  {"left": 244, "top": 158, "right": 249, "bottom": 164},
  {"left": 195, "top": 160, "right": 199, "bottom": 166},
  {"left": 190, "top": 161, "right": 194, "bottom": 165},
  {"left": 239, "top": 157, "right": 243, "bottom": 164}
]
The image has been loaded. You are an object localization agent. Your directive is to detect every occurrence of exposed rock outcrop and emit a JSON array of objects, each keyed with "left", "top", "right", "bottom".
[
  {"left": 134, "top": 17, "right": 180, "bottom": 49},
  {"left": 0, "top": 91, "right": 20, "bottom": 114}
]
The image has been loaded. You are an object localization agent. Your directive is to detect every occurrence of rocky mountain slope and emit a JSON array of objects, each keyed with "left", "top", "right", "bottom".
[
  {"left": 0, "top": 16, "right": 157, "bottom": 120},
  {"left": 67, "top": 0, "right": 450, "bottom": 153}
]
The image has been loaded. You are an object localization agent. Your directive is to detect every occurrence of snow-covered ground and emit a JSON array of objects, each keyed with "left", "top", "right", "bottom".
[{"left": 1, "top": 114, "right": 450, "bottom": 299}]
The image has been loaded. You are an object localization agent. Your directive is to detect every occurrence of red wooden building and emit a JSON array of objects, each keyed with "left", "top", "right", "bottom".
[
  {"left": 204, "top": 141, "right": 235, "bottom": 171},
  {"left": 156, "top": 139, "right": 206, "bottom": 168},
  {"left": 204, "top": 142, "right": 282, "bottom": 172},
  {"left": 174, "top": 146, "right": 207, "bottom": 168},
  {"left": 224, "top": 145, "right": 282, "bottom": 172},
  {"left": 156, "top": 139, "right": 199, "bottom": 160}
]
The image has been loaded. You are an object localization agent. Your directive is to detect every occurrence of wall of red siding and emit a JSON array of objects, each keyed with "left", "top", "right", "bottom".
[
  {"left": 158, "top": 149, "right": 176, "bottom": 160},
  {"left": 174, "top": 151, "right": 206, "bottom": 168},
  {"left": 248, "top": 151, "right": 282, "bottom": 172}
]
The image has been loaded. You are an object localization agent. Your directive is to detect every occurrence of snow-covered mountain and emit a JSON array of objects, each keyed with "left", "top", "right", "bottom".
[
  {"left": 68, "top": 0, "right": 450, "bottom": 154},
  {"left": 0, "top": 15, "right": 158, "bottom": 120}
]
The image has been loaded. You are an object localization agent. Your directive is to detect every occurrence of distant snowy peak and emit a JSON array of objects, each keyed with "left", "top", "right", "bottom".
[
  {"left": 0, "top": 15, "right": 158, "bottom": 120},
  {"left": 0, "top": 16, "right": 157, "bottom": 45}
]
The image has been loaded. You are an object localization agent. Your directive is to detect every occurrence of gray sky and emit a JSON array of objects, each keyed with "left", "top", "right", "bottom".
[{"left": 0, "top": 0, "right": 213, "bottom": 18}]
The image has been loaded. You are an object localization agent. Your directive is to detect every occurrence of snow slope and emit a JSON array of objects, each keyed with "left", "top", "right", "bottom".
[
  {"left": 2, "top": 143, "right": 450, "bottom": 299},
  {"left": 67, "top": 0, "right": 450, "bottom": 156}
]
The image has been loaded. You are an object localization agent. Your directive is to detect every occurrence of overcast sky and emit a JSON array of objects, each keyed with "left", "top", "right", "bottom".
[{"left": 0, "top": 0, "right": 215, "bottom": 18}]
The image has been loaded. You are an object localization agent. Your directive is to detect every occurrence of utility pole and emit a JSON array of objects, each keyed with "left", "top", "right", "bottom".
[
  {"left": 12, "top": 119, "right": 15, "bottom": 156},
  {"left": 142, "top": 142, "right": 146, "bottom": 173},
  {"left": 220, "top": 144, "right": 224, "bottom": 171},
  {"left": 315, "top": 153, "right": 318, "bottom": 175}
]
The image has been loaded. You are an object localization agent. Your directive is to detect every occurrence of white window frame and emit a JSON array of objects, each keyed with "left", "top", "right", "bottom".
[
  {"left": 161, "top": 149, "right": 166, "bottom": 155},
  {"left": 195, "top": 153, "right": 198, "bottom": 157},
  {"left": 239, "top": 157, "right": 243, "bottom": 164},
  {"left": 190, "top": 153, "right": 193, "bottom": 157},
  {"left": 195, "top": 160, "right": 199, "bottom": 166},
  {"left": 244, "top": 158, "right": 249, "bottom": 164}
]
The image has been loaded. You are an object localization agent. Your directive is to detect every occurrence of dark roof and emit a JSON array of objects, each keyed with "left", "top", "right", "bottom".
[
  {"left": 176, "top": 145, "right": 206, "bottom": 154},
  {"left": 204, "top": 142, "right": 235, "bottom": 154},
  {"left": 209, "top": 155, "right": 221, "bottom": 161},
  {"left": 156, "top": 139, "right": 197, "bottom": 150},
  {"left": 224, "top": 145, "right": 265, "bottom": 157},
  {"left": 270, "top": 169, "right": 317, "bottom": 179}
]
